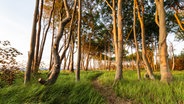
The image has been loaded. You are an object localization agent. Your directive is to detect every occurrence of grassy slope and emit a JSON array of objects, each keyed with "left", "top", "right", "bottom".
[
  {"left": 98, "top": 70, "right": 184, "bottom": 104},
  {"left": 0, "top": 71, "right": 105, "bottom": 104},
  {"left": 0, "top": 70, "right": 184, "bottom": 104}
]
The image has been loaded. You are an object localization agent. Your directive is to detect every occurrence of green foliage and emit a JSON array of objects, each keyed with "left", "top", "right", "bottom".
[
  {"left": 98, "top": 70, "right": 184, "bottom": 104},
  {"left": 0, "top": 40, "right": 22, "bottom": 86},
  {"left": 0, "top": 71, "right": 105, "bottom": 104}
]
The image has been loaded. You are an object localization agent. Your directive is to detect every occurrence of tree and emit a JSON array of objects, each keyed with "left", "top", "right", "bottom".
[
  {"left": 135, "top": 0, "right": 155, "bottom": 79},
  {"left": 155, "top": 0, "right": 173, "bottom": 82},
  {"left": 32, "top": 0, "right": 44, "bottom": 74},
  {"left": 105, "top": 0, "right": 123, "bottom": 82},
  {"left": 114, "top": 0, "right": 123, "bottom": 81},
  {"left": 0, "top": 41, "right": 22, "bottom": 85},
  {"left": 39, "top": 0, "right": 71, "bottom": 85},
  {"left": 168, "top": 42, "right": 175, "bottom": 71},
  {"left": 76, "top": 0, "right": 82, "bottom": 81},
  {"left": 24, "top": 0, "right": 40, "bottom": 84},
  {"left": 133, "top": 0, "right": 141, "bottom": 80}
]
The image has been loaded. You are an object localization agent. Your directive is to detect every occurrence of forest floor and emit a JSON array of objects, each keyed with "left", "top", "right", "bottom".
[{"left": 92, "top": 73, "right": 131, "bottom": 104}]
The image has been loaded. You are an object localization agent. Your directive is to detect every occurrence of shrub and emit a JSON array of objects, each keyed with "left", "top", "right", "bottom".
[{"left": 0, "top": 40, "right": 22, "bottom": 86}]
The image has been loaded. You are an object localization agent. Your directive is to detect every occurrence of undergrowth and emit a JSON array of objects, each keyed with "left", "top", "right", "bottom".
[
  {"left": 0, "top": 71, "right": 105, "bottom": 104},
  {"left": 98, "top": 70, "right": 184, "bottom": 104},
  {"left": 1, "top": 70, "right": 184, "bottom": 104}
]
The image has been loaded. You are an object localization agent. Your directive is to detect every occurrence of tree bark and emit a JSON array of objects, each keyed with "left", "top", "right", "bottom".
[
  {"left": 76, "top": 0, "right": 81, "bottom": 81},
  {"left": 136, "top": 0, "right": 155, "bottom": 79},
  {"left": 24, "top": 0, "right": 40, "bottom": 84},
  {"left": 133, "top": 0, "right": 141, "bottom": 80},
  {"left": 39, "top": 0, "right": 71, "bottom": 85},
  {"left": 32, "top": 0, "right": 44, "bottom": 74},
  {"left": 115, "top": 0, "right": 123, "bottom": 81},
  {"left": 37, "top": 0, "right": 55, "bottom": 70},
  {"left": 105, "top": 0, "right": 118, "bottom": 62},
  {"left": 69, "top": 32, "right": 75, "bottom": 72},
  {"left": 156, "top": 0, "right": 173, "bottom": 82}
]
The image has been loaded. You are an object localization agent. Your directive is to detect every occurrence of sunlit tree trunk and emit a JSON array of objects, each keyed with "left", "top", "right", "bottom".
[
  {"left": 133, "top": 0, "right": 141, "bottom": 80},
  {"left": 24, "top": 0, "right": 40, "bottom": 84},
  {"left": 155, "top": 0, "right": 172, "bottom": 82},
  {"left": 38, "top": 0, "right": 71, "bottom": 85},
  {"left": 135, "top": 0, "right": 155, "bottom": 79},
  {"left": 115, "top": 0, "right": 123, "bottom": 81},
  {"left": 76, "top": 0, "right": 81, "bottom": 81},
  {"left": 169, "top": 42, "right": 175, "bottom": 71},
  {"left": 105, "top": 0, "right": 118, "bottom": 62}
]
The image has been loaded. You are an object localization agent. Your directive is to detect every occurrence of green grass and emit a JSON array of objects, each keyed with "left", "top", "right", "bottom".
[
  {"left": 98, "top": 70, "right": 184, "bottom": 104},
  {"left": 1, "top": 70, "right": 184, "bottom": 104},
  {"left": 0, "top": 71, "right": 105, "bottom": 104}
]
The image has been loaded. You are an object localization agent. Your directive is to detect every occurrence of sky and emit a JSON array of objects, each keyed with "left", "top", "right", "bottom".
[
  {"left": 0, "top": 0, "right": 35, "bottom": 63},
  {"left": 0, "top": 1, "right": 184, "bottom": 67},
  {"left": 0, "top": 0, "right": 52, "bottom": 66}
]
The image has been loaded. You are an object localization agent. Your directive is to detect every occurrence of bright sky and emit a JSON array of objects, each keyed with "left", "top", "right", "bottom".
[
  {"left": 0, "top": 0, "right": 35, "bottom": 63},
  {"left": 0, "top": 1, "right": 184, "bottom": 67}
]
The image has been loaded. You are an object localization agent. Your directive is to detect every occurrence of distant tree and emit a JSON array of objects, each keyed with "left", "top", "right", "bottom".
[{"left": 0, "top": 40, "right": 22, "bottom": 85}]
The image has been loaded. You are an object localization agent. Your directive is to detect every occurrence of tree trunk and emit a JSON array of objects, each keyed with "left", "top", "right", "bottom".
[
  {"left": 156, "top": 0, "right": 173, "bottom": 82},
  {"left": 32, "top": 0, "right": 44, "bottom": 74},
  {"left": 24, "top": 0, "right": 40, "bottom": 84},
  {"left": 136, "top": 0, "right": 155, "bottom": 79},
  {"left": 48, "top": 17, "right": 55, "bottom": 71},
  {"left": 69, "top": 33, "right": 75, "bottom": 72},
  {"left": 169, "top": 42, "right": 175, "bottom": 71},
  {"left": 39, "top": 0, "right": 71, "bottom": 85},
  {"left": 76, "top": 0, "right": 81, "bottom": 81},
  {"left": 37, "top": 0, "right": 55, "bottom": 70},
  {"left": 133, "top": 0, "right": 141, "bottom": 80},
  {"left": 115, "top": 0, "right": 123, "bottom": 81},
  {"left": 105, "top": 0, "right": 118, "bottom": 62}
]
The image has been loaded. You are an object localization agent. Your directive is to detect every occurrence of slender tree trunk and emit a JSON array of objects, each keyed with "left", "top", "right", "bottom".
[
  {"left": 67, "top": 51, "right": 71, "bottom": 70},
  {"left": 156, "top": 0, "right": 172, "bottom": 82},
  {"left": 115, "top": 0, "right": 123, "bottom": 81},
  {"left": 37, "top": 0, "right": 55, "bottom": 70},
  {"left": 85, "top": 34, "right": 92, "bottom": 71},
  {"left": 85, "top": 53, "right": 90, "bottom": 71},
  {"left": 133, "top": 0, "right": 141, "bottom": 80},
  {"left": 136, "top": 0, "right": 155, "bottom": 79},
  {"left": 24, "top": 0, "right": 40, "bottom": 84},
  {"left": 49, "top": 16, "right": 55, "bottom": 71},
  {"left": 38, "top": 0, "right": 71, "bottom": 85},
  {"left": 69, "top": 33, "right": 75, "bottom": 72},
  {"left": 105, "top": 0, "right": 118, "bottom": 62},
  {"left": 108, "top": 42, "right": 111, "bottom": 71},
  {"left": 112, "top": 0, "right": 118, "bottom": 60},
  {"left": 169, "top": 42, "right": 175, "bottom": 71},
  {"left": 63, "top": 52, "right": 70, "bottom": 70},
  {"left": 33, "top": 0, "right": 44, "bottom": 74},
  {"left": 76, "top": 0, "right": 81, "bottom": 81}
]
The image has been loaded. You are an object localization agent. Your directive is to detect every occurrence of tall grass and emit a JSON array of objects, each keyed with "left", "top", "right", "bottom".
[
  {"left": 1, "top": 70, "right": 184, "bottom": 104},
  {"left": 98, "top": 70, "right": 184, "bottom": 104},
  {"left": 0, "top": 71, "right": 105, "bottom": 104}
]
